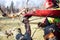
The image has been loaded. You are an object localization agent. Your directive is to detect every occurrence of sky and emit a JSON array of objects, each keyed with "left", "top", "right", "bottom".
[{"left": 0, "top": 0, "right": 45, "bottom": 8}]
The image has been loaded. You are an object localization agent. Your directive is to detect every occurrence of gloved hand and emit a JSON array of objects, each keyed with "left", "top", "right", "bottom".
[{"left": 22, "top": 17, "right": 29, "bottom": 24}]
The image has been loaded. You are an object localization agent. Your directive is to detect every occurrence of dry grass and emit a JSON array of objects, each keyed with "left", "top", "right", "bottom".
[{"left": 0, "top": 16, "right": 44, "bottom": 40}]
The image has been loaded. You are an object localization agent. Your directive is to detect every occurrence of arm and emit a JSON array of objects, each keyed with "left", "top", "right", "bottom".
[{"left": 23, "top": 17, "right": 31, "bottom": 36}]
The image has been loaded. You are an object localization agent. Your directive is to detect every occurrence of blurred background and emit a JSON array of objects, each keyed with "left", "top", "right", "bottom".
[{"left": 0, "top": 0, "right": 60, "bottom": 40}]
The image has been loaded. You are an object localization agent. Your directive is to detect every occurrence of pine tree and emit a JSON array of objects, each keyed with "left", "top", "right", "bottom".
[{"left": 10, "top": 1, "right": 14, "bottom": 13}]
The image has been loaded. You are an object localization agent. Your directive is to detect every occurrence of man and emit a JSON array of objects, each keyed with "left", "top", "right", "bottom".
[
  {"left": 38, "top": 17, "right": 60, "bottom": 40},
  {"left": 15, "top": 17, "right": 32, "bottom": 40},
  {"left": 38, "top": 18, "right": 55, "bottom": 40}
]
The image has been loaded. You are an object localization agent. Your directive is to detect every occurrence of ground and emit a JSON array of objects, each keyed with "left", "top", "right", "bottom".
[{"left": 0, "top": 16, "right": 44, "bottom": 40}]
